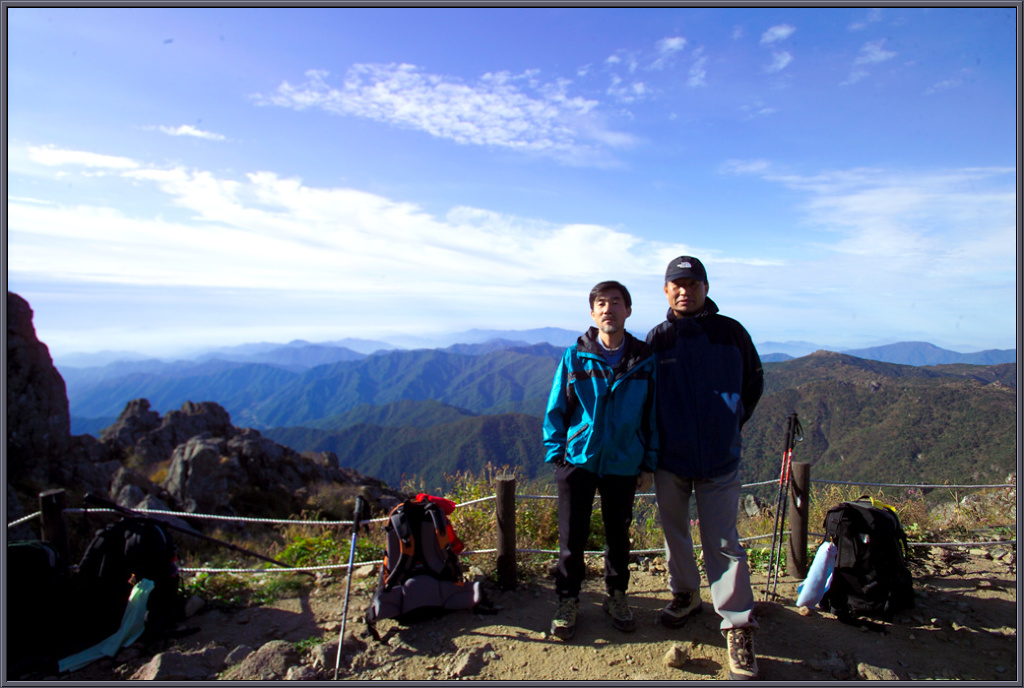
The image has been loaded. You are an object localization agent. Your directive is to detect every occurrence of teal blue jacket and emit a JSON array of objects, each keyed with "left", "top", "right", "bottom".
[{"left": 542, "top": 328, "right": 658, "bottom": 477}]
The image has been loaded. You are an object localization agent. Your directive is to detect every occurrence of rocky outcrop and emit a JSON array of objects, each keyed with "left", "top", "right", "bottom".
[{"left": 7, "top": 292, "right": 72, "bottom": 485}]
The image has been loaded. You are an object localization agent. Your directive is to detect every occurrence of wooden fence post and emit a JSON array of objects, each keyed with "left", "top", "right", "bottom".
[
  {"left": 39, "top": 489, "right": 70, "bottom": 564},
  {"left": 495, "top": 475, "right": 517, "bottom": 590},
  {"left": 787, "top": 462, "right": 810, "bottom": 579}
]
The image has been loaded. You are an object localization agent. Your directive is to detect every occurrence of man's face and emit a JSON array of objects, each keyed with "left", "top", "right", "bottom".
[
  {"left": 591, "top": 289, "right": 631, "bottom": 335},
  {"left": 664, "top": 278, "right": 708, "bottom": 317}
]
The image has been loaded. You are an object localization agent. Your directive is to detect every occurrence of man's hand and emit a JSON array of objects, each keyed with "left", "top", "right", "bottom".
[{"left": 636, "top": 470, "right": 653, "bottom": 493}]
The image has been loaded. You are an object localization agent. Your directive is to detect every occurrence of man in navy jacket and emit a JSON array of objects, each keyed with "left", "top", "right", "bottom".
[
  {"left": 543, "top": 280, "right": 657, "bottom": 641},
  {"left": 646, "top": 256, "right": 764, "bottom": 680}
]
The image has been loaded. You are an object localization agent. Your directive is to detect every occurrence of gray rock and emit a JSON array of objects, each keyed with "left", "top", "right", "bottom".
[
  {"left": 223, "top": 640, "right": 298, "bottom": 680},
  {"left": 858, "top": 662, "right": 901, "bottom": 681},
  {"left": 131, "top": 647, "right": 227, "bottom": 681},
  {"left": 309, "top": 642, "right": 337, "bottom": 671},
  {"left": 225, "top": 644, "right": 254, "bottom": 666},
  {"left": 286, "top": 665, "right": 321, "bottom": 680},
  {"left": 663, "top": 642, "right": 694, "bottom": 668}
]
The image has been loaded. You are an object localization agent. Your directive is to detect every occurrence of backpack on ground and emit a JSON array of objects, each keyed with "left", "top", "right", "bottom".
[
  {"left": 366, "top": 495, "right": 481, "bottom": 628},
  {"left": 6, "top": 540, "right": 74, "bottom": 676},
  {"left": 70, "top": 516, "right": 185, "bottom": 647},
  {"left": 817, "top": 497, "right": 915, "bottom": 629}
]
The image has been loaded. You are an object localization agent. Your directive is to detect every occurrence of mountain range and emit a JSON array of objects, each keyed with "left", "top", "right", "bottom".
[
  {"left": 61, "top": 333, "right": 1016, "bottom": 493},
  {"left": 54, "top": 330, "right": 1015, "bottom": 369}
]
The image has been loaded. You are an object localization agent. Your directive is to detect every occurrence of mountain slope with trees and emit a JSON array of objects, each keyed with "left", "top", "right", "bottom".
[{"left": 64, "top": 343, "right": 1016, "bottom": 495}]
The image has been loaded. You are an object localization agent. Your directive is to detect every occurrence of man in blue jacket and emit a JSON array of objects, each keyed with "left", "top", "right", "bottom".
[
  {"left": 646, "top": 256, "right": 764, "bottom": 680},
  {"left": 543, "top": 280, "right": 658, "bottom": 641}
]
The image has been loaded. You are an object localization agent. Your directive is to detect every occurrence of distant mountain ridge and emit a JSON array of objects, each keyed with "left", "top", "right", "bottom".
[{"left": 55, "top": 335, "right": 1014, "bottom": 371}]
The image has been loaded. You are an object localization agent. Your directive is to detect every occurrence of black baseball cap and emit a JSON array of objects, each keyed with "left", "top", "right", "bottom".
[{"left": 665, "top": 256, "right": 707, "bottom": 282}]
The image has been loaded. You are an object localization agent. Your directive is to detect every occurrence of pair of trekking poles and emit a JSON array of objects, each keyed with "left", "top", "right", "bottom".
[{"left": 764, "top": 412, "right": 802, "bottom": 600}]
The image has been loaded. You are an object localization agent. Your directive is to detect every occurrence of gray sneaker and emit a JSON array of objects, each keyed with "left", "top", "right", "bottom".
[
  {"left": 725, "top": 627, "right": 759, "bottom": 680},
  {"left": 550, "top": 597, "right": 579, "bottom": 640},
  {"left": 660, "top": 590, "right": 702, "bottom": 628},
  {"left": 602, "top": 589, "right": 636, "bottom": 632}
]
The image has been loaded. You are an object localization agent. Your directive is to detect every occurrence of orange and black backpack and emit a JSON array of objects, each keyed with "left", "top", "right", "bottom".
[{"left": 366, "top": 495, "right": 480, "bottom": 628}]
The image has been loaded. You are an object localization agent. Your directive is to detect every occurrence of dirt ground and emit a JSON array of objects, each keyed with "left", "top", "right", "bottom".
[{"left": 58, "top": 545, "right": 1018, "bottom": 682}]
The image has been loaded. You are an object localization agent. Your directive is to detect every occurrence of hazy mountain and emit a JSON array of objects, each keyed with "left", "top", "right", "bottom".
[
  {"left": 194, "top": 341, "right": 366, "bottom": 368},
  {"left": 67, "top": 362, "right": 301, "bottom": 419},
  {"left": 265, "top": 413, "right": 545, "bottom": 489},
  {"left": 385, "top": 327, "right": 581, "bottom": 350},
  {"left": 756, "top": 341, "right": 826, "bottom": 358},
  {"left": 442, "top": 338, "right": 532, "bottom": 355},
  {"left": 840, "top": 341, "right": 1016, "bottom": 366},
  {"left": 237, "top": 346, "right": 562, "bottom": 428},
  {"left": 259, "top": 354, "right": 1016, "bottom": 493},
  {"left": 306, "top": 399, "right": 478, "bottom": 431}
]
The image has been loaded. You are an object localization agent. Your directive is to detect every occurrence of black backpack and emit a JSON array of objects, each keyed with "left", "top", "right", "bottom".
[
  {"left": 6, "top": 540, "right": 74, "bottom": 676},
  {"left": 71, "top": 517, "right": 185, "bottom": 644},
  {"left": 818, "top": 497, "right": 915, "bottom": 628},
  {"left": 366, "top": 496, "right": 479, "bottom": 628}
]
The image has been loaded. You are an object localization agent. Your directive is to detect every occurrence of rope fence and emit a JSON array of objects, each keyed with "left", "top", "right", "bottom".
[{"left": 9, "top": 472, "right": 1016, "bottom": 580}]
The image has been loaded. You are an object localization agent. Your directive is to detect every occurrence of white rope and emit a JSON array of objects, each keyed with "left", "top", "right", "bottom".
[
  {"left": 6, "top": 511, "right": 41, "bottom": 528},
  {"left": 811, "top": 480, "right": 1015, "bottom": 490}
]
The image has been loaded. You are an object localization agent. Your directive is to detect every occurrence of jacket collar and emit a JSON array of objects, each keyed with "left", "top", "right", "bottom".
[{"left": 578, "top": 327, "right": 650, "bottom": 369}]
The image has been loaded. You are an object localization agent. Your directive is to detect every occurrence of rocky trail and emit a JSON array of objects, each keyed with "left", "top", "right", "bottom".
[{"left": 52, "top": 544, "right": 1017, "bottom": 682}]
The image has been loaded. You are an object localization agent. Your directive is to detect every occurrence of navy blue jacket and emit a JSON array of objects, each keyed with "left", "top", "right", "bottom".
[
  {"left": 543, "top": 328, "right": 658, "bottom": 477},
  {"left": 645, "top": 298, "right": 763, "bottom": 479}
]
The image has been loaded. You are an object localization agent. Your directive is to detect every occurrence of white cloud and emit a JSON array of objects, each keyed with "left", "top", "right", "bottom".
[
  {"left": 255, "top": 65, "right": 635, "bottom": 164},
  {"left": 9, "top": 149, "right": 680, "bottom": 307},
  {"left": 715, "top": 163, "right": 1015, "bottom": 347},
  {"left": 155, "top": 124, "right": 226, "bottom": 141},
  {"left": 688, "top": 52, "right": 708, "bottom": 87},
  {"left": 27, "top": 145, "right": 139, "bottom": 169},
  {"left": 765, "top": 51, "right": 793, "bottom": 73},
  {"left": 854, "top": 39, "right": 897, "bottom": 65},
  {"left": 848, "top": 8, "right": 882, "bottom": 31},
  {"left": 650, "top": 36, "right": 686, "bottom": 70},
  {"left": 924, "top": 77, "right": 964, "bottom": 95},
  {"left": 605, "top": 51, "right": 639, "bottom": 73},
  {"left": 842, "top": 39, "right": 897, "bottom": 85},
  {"left": 760, "top": 24, "right": 796, "bottom": 45},
  {"left": 606, "top": 74, "right": 648, "bottom": 103}
]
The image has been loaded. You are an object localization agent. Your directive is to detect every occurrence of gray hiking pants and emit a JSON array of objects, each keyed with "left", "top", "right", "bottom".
[{"left": 654, "top": 467, "right": 758, "bottom": 630}]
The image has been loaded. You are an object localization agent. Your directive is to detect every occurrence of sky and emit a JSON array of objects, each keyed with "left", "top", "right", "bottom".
[{"left": 5, "top": 5, "right": 1019, "bottom": 360}]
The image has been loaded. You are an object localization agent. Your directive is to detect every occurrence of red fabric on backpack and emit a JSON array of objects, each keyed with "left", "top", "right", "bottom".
[{"left": 415, "top": 494, "right": 465, "bottom": 554}]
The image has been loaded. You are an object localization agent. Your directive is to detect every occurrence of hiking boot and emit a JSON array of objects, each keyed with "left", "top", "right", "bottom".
[
  {"left": 725, "top": 627, "right": 759, "bottom": 680},
  {"left": 659, "top": 590, "right": 702, "bottom": 628},
  {"left": 602, "top": 589, "right": 636, "bottom": 632},
  {"left": 550, "top": 597, "right": 579, "bottom": 640}
]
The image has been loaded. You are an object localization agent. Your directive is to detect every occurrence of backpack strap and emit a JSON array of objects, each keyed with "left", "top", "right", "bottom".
[{"left": 381, "top": 505, "right": 417, "bottom": 592}]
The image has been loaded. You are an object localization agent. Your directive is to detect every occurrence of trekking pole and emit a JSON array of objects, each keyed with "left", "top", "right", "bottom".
[
  {"left": 82, "top": 492, "right": 311, "bottom": 575},
  {"left": 333, "top": 494, "right": 367, "bottom": 680},
  {"left": 769, "top": 414, "right": 803, "bottom": 599},
  {"left": 764, "top": 414, "right": 794, "bottom": 599}
]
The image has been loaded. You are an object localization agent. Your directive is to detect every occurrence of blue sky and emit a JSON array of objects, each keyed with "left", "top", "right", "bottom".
[{"left": 6, "top": 6, "right": 1018, "bottom": 360}]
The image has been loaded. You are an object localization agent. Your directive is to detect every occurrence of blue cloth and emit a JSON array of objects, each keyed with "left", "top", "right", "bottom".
[
  {"left": 797, "top": 541, "right": 837, "bottom": 608},
  {"left": 543, "top": 328, "right": 658, "bottom": 477},
  {"left": 59, "top": 578, "right": 154, "bottom": 673}
]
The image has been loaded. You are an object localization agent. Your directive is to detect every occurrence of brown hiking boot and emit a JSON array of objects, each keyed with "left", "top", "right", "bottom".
[
  {"left": 725, "top": 627, "right": 759, "bottom": 680},
  {"left": 659, "top": 590, "right": 702, "bottom": 628},
  {"left": 602, "top": 589, "right": 636, "bottom": 632},
  {"left": 550, "top": 597, "right": 579, "bottom": 640}
]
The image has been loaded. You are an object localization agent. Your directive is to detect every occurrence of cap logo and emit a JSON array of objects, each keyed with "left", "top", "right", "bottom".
[{"left": 677, "top": 261, "right": 692, "bottom": 268}]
